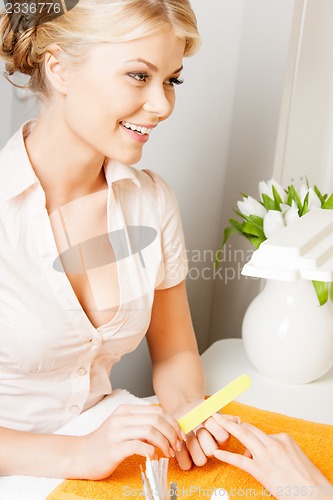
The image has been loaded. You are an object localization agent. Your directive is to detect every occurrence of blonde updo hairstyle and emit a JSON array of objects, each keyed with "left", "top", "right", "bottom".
[{"left": 0, "top": 0, "right": 200, "bottom": 102}]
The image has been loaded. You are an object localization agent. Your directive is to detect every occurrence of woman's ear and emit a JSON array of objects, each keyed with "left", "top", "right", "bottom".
[{"left": 43, "top": 44, "right": 70, "bottom": 96}]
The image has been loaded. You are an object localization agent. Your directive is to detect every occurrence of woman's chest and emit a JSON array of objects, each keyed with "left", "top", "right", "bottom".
[{"left": 48, "top": 189, "right": 120, "bottom": 329}]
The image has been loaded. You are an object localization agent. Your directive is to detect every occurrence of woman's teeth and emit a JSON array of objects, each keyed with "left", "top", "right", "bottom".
[{"left": 121, "top": 121, "right": 151, "bottom": 135}]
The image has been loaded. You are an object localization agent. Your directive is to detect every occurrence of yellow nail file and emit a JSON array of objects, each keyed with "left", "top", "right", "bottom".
[{"left": 177, "top": 374, "right": 252, "bottom": 434}]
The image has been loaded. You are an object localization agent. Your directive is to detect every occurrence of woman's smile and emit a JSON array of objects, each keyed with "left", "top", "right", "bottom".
[{"left": 119, "top": 120, "right": 156, "bottom": 144}]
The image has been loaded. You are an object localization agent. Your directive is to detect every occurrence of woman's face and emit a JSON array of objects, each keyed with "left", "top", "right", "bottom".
[{"left": 61, "top": 27, "right": 186, "bottom": 165}]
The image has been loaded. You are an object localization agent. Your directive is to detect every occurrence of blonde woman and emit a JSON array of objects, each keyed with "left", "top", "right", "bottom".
[
  {"left": 0, "top": 0, "right": 233, "bottom": 479},
  {"left": 0, "top": 0, "right": 332, "bottom": 492}
]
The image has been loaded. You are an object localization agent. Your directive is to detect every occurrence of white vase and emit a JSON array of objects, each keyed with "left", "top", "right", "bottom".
[{"left": 242, "top": 279, "right": 333, "bottom": 384}]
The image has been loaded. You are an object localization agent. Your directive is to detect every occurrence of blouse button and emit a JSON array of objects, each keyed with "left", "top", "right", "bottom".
[
  {"left": 78, "top": 367, "right": 87, "bottom": 376},
  {"left": 70, "top": 405, "right": 80, "bottom": 414},
  {"left": 90, "top": 338, "right": 101, "bottom": 347}
]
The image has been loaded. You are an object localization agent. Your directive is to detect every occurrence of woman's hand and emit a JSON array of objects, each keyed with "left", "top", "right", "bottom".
[
  {"left": 212, "top": 413, "right": 333, "bottom": 500},
  {"left": 172, "top": 401, "right": 239, "bottom": 470},
  {"left": 75, "top": 404, "right": 185, "bottom": 480}
]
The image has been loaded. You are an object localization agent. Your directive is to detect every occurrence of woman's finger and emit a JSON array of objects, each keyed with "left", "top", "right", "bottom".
[
  {"left": 203, "top": 418, "right": 229, "bottom": 446},
  {"left": 111, "top": 405, "right": 185, "bottom": 452},
  {"left": 114, "top": 404, "right": 185, "bottom": 441},
  {"left": 184, "top": 430, "right": 207, "bottom": 467},
  {"left": 196, "top": 426, "right": 219, "bottom": 456},
  {"left": 211, "top": 414, "right": 267, "bottom": 455},
  {"left": 116, "top": 413, "right": 182, "bottom": 454},
  {"left": 175, "top": 440, "right": 193, "bottom": 470},
  {"left": 202, "top": 414, "right": 240, "bottom": 447},
  {"left": 213, "top": 448, "right": 257, "bottom": 477},
  {"left": 108, "top": 422, "right": 175, "bottom": 458},
  {"left": 220, "top": 414, "right": 241, "bottom": 424},
  {"left": 121, "top": 439, "right": 157, "bottom": 463}
]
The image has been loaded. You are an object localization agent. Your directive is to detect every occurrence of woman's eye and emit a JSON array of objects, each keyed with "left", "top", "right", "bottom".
[
  {"left": 128, "top": 72, "right": 150, "bottom": 82},
  {"left": 166, "top": 77, "right": 184, "bottom": 87}
]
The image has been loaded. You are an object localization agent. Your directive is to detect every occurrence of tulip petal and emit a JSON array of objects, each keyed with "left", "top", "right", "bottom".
[
  {"left": 237, "top": 196, "right": 267, "bottom": 218},
  {"left": 284, "top": 207, "right": 300, "bottom": 226},
  {"left": 263, "top": 210, "right": 285, "bottom": 238}
]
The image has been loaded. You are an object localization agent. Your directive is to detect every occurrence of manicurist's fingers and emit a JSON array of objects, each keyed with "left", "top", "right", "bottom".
[
  {"left": 118, "top": 423, "right": 177, "bottom": 458},
  {"left": 120, "top": 440, "right": 157, "bottom": 462},
  {"left": 114, "top": 404, "right": 185, "bottom": 441},
  {"left": 112, "top": 413, "right": 181, "bottom": 455},
  {"left": 112, "top": 404, "right": 184, "bottom": 453},
  {"left": 175, "top": 440, "right": 193, "bottom": 470}
]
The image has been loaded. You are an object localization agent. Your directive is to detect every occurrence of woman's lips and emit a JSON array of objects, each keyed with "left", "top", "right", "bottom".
[{"left": 120, "top": 122, "right": 153, "bottom": 144}]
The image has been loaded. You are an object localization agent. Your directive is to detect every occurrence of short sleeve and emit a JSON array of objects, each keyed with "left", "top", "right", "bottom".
[{"left": 143, "top": 169, "right": 188, "bottom": 289}]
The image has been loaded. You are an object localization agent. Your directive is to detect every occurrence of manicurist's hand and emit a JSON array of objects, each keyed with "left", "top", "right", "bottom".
[
  {"left": 74, "top": 404, "right": 185, "bottom": 480},
  {"left": 171, "top": 400, "right": 240, "bottom": 471},
  {"left": 212, "top": 413, "right": 333, "bottom": 500}
]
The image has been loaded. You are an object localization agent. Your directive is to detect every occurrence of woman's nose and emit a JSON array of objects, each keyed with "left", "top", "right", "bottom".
[{"left": 143, "top": 85, "right": 174, "bottom": 120}]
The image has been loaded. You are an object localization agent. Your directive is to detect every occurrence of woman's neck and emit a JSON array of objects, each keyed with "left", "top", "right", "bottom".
[{"left": 24, "top": 110, "right": 108, "bottom": 212}]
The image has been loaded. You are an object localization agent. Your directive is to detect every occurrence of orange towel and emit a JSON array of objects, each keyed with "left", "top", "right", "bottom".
[{"left": 47, "top": 401, "right": 333, "bottom": 500}]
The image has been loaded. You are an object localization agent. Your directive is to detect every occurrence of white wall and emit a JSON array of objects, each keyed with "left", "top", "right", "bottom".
[
  {"left": 273, "top": 0, "right": 333, "bottom": 192},
  {"left": 0, "top": 68, "right": 38, "bottom": 149},
  {"left": 209, "top": 0, "right": 295, "bottom": 344},
  {"left": 0, "top": 60, "right": 13, "bottom": 147}
]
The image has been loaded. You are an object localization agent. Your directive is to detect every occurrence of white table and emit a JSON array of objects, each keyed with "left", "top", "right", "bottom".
[{"left": 201, "top": 338, "right": 333, "bottom": 425}]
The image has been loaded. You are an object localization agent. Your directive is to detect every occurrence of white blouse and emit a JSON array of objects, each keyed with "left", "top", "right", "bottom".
[{"left": 0, "top": 120, "right": 188, "bottom": 433}]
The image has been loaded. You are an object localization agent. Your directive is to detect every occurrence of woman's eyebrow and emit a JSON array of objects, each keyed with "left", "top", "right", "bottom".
[{"left": 126, "top": 58, "right": 183, "bottom": 74}]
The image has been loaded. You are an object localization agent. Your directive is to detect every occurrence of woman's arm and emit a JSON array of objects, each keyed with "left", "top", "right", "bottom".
[
  {"left": 0, "top": 425, "right": 81, "bottom": 478},
  {"left": 146, "top": 280, "right": 232, "bottom": 469},
  {"left": 0, "top": 404, "right": 184, "bottom": 479},
  {"left": 146, "top": 280, "right": 205, "bottom": 413}
]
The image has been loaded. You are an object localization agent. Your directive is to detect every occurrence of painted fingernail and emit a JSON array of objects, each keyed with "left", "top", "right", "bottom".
[
  {"left": 236, "top": 416, "right": 241, "bottom": 424},
  {"left": 176, "top": 440, "right": 182, "bottom": 452},
  {"left": 169, "top": 447, "right": 175, "bottom": 457},
  {"left": 180, "top": 430, "right": 187, "bottom": 441}
]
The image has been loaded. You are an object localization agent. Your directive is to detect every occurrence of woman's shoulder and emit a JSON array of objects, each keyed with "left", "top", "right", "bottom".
[
  {"left": 134, "top": 168, "right": 180, "bottom": 218},
  {"left": 136, "top": 168, "right": 175, "bottom": 198}
]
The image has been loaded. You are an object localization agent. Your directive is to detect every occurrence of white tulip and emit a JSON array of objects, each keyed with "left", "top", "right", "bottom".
[
  {"left": 280, "top": 201, "right": 300, "bottom": 226},
  {"left": 259, "top": 179, "right": 287, "bottom": 203},
  {"left": 284, "top": 206, "right": 300, "bottom": 226},
  {"left": 299, "top": 185, "right": 321, "bottom": 211},
  {"left": 263, "top": 210, "right": 285, "bottom": 238},
  {"left": 237, "top": 196, "right": 267, "bottom": 218}
]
